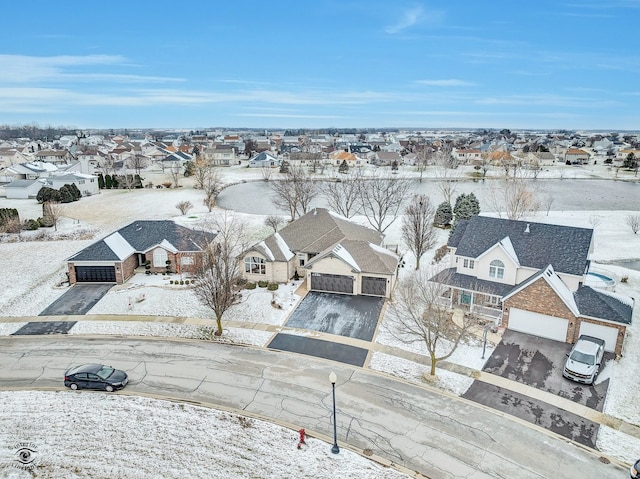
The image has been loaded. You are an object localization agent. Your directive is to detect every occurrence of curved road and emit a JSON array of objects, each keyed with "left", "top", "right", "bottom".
[{"left": 0, "top": 336, "right": 624, "bottom": 479}]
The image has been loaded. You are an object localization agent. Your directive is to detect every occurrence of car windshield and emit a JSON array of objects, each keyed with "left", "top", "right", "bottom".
[
  {"left": 96, "top": 366, "right": 115, "bottom": 380},
  {"left": 570, "top": 350, "right": 596, "bottom": 365}
]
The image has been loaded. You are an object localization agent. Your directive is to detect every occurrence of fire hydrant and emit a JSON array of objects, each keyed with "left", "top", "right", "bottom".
[{"left": 297, "top": 428, "right": 306, "bottom": 449}]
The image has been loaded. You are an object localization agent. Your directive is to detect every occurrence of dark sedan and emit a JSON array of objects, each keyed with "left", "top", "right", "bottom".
[
  {"left": 631, "top": 459, "right": 640, "bottom": 479},
  {"left": 64, "top": 364, "right": 128, "bottom": 392}
]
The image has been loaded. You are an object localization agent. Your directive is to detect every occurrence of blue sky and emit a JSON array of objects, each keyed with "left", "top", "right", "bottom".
[{"left": 1, "top": 1, "right": 639, "bottom": 130}]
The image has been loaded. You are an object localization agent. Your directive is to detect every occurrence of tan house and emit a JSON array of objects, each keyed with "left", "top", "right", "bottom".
[
  {"left": 564, "top": 148, "right": 590, "bottom": 164},
  {"left": 432, "top": 216, "right": 633, "bottom": 355},
  {"left": 242, "top": 208, "right": 399, "bottom": 298}
]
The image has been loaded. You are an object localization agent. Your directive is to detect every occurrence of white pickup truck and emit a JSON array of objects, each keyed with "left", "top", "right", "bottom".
[{"left": 562, "top": 335, "right": 605, "bottom": 385}]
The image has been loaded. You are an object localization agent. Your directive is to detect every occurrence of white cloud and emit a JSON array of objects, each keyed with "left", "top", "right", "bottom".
[
  {"left": 415, "top": 79, "right": 475, "bottom": 87},
  {"left": 385, "top": 6, "right": 443, "bottom": 34}
]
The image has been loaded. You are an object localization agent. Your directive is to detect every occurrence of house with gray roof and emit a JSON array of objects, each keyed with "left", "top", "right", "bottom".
[
  {"left": 67, "top": 220, "right": 217, "bottom": 284},
  {"left": 242, "top": 208, "right": 399, "bottom": 298},
  {"left": 432, "top": 216, "right": 633, "bottom": 355}
]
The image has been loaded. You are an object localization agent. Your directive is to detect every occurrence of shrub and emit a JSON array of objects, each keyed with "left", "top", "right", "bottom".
[
  {"left": 180, "top": 280, "right": 184, "bottom": 285},
  {"left": 434, "top": 244, "right": 449, "bottom": 263},
  {"left": 184, "top": 280, "right": 190, "bottom": 285},
  {"left": 162, "top": 182, "right": 172, "bottom": 188},
  {"left": 23, "top": 219, "right": 40, "bottom": 230},
  {"left": 169, "top": 280, "right": 174, "bottom": 284},
  {"left": 246, "top": 282, "right": 257, "bottom": 290},
  {"left": 38, "top": 216, "right": 54, "bottom": 228},
  {"left": 267, "top": 282, "right": 279, "bottom": 291},
  {"left": 146, "top": 270, "right": 151, "bottom": 275},
  {"left": 258, "top": 280, "right": 269, "bottom": 288}
]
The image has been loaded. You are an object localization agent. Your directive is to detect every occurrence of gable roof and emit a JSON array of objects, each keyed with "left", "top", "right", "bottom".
[
  {"left": 306, "top": 239, "right": 398, "bottom": 275},
  {"left": 449, "top": 216, "right": 593, "bottom": 276},
  {"left": 278, "top": 208, "right": 383, "bottom": 254},
  {"left": 574, "top": 287, "right": 634, "bottom": 324},
  {"left": 68, "top": 220, "right": 216, "bottom": 262}
]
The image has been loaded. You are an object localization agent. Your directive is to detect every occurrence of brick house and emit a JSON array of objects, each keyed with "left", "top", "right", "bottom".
[
  {"left": 67, "top": 220, "right": 216, "bottom": 284},
  {"left": 432, "top": 216, "right": 633, "bottom": 355},
  {"left": 242, "top": 208, "right": 399, "bottom": 298}
]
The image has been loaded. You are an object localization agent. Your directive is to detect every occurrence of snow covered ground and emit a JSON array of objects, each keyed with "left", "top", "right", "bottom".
[
  {"left": 1, "top": 164, "right": 640, "bottom": 466},
  {"left": 0, "top": 391, "right": 406, "bottom": 479}
]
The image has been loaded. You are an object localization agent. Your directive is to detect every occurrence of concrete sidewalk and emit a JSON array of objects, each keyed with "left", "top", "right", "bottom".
[{"left": 2, "top": 314, "right": 639, "bottom": 441}]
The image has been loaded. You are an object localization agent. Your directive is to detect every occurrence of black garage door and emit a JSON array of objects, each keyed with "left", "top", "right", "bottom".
[
  {"left": 75, "top": 266, "right": 116, "bottom": 283},
  {"left": 310, "top": 273, "right": 353, "bottom": 294},
  {"left": 361, "top": 276, "right": 387, "bottom": 296}
]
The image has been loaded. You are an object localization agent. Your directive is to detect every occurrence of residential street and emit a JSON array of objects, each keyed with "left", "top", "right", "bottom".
[{"left": 0, "top": 336, "right": 625, "bottom": 479}]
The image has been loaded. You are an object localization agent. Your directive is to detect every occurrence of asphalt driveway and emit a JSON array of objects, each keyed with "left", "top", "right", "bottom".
[
  {"left": 38, "top": 283, "right": 114, "bottom": 316},
  {"left": 283, "top": 292, "right": 384, "bottom": 341},
  {"left": 266, "top": 292, "right": 385, "bottom": 366},
  {"left": 463, "top": 330, "right": 613, "bottom": 448}
]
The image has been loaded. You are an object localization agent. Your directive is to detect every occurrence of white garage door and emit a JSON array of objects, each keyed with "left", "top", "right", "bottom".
[
  {"left": 509, "top": 308, "right": 569, "bottom": 342},
  {"left": 579, "top": 322, "right": 619, "bottom": 352}
]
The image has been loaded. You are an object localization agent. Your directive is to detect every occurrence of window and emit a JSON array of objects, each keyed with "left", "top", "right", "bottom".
[
  {"left": 298, "top": 254, "right": 305, "bottom": 267},
  {"left": 180, "top": 256, "right": 194, "bottom": 266},
  {"left": 245, "top": 256, "right": 266, "bottom": 275},
  {"left": 153, "top": 248, "right": 168, "bottom": 267},
  {"left": 463, "top": 259, "right": 475, "bottom": 269},
  {"left": 489, "top": 260, "right": 505, "bottom": 279}
]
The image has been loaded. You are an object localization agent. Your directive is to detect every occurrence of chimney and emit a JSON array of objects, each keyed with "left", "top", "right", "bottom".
[{"left": 524, "top": 223, "right": 530, "bottom": 233}]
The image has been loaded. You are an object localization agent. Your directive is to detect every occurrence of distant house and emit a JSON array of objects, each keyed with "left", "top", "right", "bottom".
[
  {"left": 372, "top": 151, "right": 402, "bottom": 167},
  {"left": 34, "top": 149, "right": 74, "bottom": 165},
  {"left": 67, "top": 220, "right": 217, "bottom": 284},
  {"left": 564, "top": 148, "right": 590, "bottom": 165},
  {"left": 48, "top": 173, "right": 100, "bottom": 196},
  {"left": 330, "top": 150, "right": 363, "bottom": 166},
  {"left": 4, "top": 179, "right": 47, "bottom": 199},
  {"left": 454, "top": 148, "right": 482, "bottom": 164},
  {"left": 0, "top": 148, "right": 30, "bottom": 168},
  {"left": 206, "top": 144, "right": 237, "bottom": 166},
  {"left": 242, "top": 208, "right": 399, "bottom": 298},
  {"left": 432, "top": 216, "right": 633, "bottom": 355},
  {"left": 248, "top": 151, "right": 280, "bottom": 168}
]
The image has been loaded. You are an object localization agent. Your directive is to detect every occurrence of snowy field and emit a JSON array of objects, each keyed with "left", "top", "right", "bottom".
[
  {"left": 0, "top": 391, "right": 407, "bottom": 479},
  {"left": 1, "top": 164, "right": 640, "bottom": 466}
]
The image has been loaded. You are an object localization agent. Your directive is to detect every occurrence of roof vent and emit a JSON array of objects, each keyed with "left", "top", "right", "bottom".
[{"left": 524, "top": 223, "right": 530, "bottom": 233}]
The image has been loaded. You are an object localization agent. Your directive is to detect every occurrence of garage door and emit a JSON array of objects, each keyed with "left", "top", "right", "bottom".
[
  {"left": 361, "top": 276, "right": 387, "bottom": 296},
  {"left": 579, "top": 321, "right": 619, "bottom": 352},
  {"left": 75, "top": 266, "right": 116, "bottom": 283},
  {"left": 310, "top": 273, "right": 353, "bottom": 294},
  {"left": 509, "top": 308, "right": 569, "bottom": 342}
]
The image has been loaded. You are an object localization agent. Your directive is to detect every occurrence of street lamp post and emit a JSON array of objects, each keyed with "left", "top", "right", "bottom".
[{"left": 329, "top": 371, "right": 340, "bottom": 454}]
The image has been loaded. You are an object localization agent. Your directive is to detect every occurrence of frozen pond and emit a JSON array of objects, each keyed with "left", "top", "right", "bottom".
[{"left": 217, "top": 178, "right": 640, "bottom": 215}]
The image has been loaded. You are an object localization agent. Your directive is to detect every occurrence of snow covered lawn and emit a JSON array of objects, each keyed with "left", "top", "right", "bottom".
[{"left": 0, "top": 391, "right": 407, "bottom": 479}]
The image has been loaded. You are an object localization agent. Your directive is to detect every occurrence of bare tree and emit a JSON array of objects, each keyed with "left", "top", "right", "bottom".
[
  {"left": 588, "top": 215, "right": 602, "bottom": 229},
  {"left": 260, "top": 166, "right": 274, "bottom": 181},
  {"left": 321, "top": 170, "right": 362, "bottom": 218},
  {"left": 264, "top": 215, "right": 285, "bottom": 233},
  {"left": 43, "top": 201, "right": 64, "bottom": 231},
  {"left": 192, "top": 155, "right": 210, "bottom": 190},
  {"left": 434, "top": 143, "right": 461, "bottom": 204},
  {"left": 202, "top": 168, "right": 224, "bottom": 212},
  {"left": 176, "top": 200, "right": 193, "bottom": 215},
  {"left": 192, "top": 213, "right": 249, "bottom": 335},
  {"left": 487, "top": 173, "right": 540, "bottom": 220},
  {"left": 96, "top": 155, "right": 116, "bottom": 176},
  {"left": 401, "top": 195, "right": 437, "bottom": 270},
  {"left": 387, "top": 268, "right": 479, "bottom": 376},
  {"left": 119, "top": 173, "right": 138, "bottom": 190},
  {"left": 169, "top": 164, "right": 182, "bottom": 188},
  {"left": 269, "top": 164, "right": 319, "bottom": 221},
  {"left": 542, "top": 193, "right": 554, "bottom": 216},
  {"left": 358, "top": 172, "right": 412, "bottom": 233},
  {"left": 126, "top": 154, "right": 148, "bottom": 175},
  {"left": 626, "top": 214, "right": 640, "bottom": 234}
]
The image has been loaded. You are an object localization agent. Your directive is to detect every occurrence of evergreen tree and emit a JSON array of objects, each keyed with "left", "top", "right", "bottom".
[
  {"left": 105, "top": 174, "right": 112, "bottom": 189},
  {"left": 111, "top": 175, "right": 119, "bottom": 188},
  {"left": 134, "top": 174, "right": 143, "bottom": 188},
  {"left": 36, "top": 187, "right": 61, "bottom": 203},
  {"left": 98, "top": 173, "right": 105, "bottom": 189},
  {"left": 59, "top": 185, "right": 74, "bottom": 203},
  {"left": 68, "top": 183, "right": 82, "bottom": 200},
  {"left": 434, "top": 202, "right": 453, "bottom": 226},
  {"left": 467, "top": 192, "right": 480, "bottom": 216},
  {"left": 279, "top": 160, "right": 289, "bottom": 174},
  {"left": 338, "top": 159, "right": 349, "bottom": 174}
]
